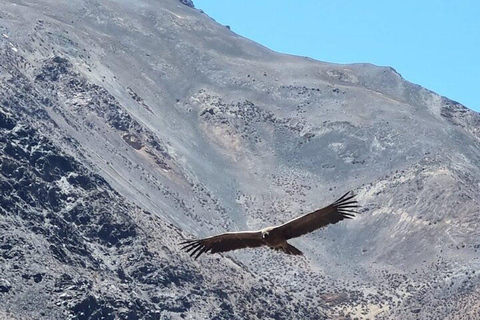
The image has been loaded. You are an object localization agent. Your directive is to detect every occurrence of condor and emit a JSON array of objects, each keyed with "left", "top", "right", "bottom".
[{"left": 181, "top": 191, "right": 359, "bottom": 259}]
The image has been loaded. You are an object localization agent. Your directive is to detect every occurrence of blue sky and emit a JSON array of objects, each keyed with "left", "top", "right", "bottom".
[{"left": 195, "top": 1, "right": 479, "bottom": 112}]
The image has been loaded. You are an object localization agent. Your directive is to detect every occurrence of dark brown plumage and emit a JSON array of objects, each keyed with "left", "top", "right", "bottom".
[{"left": 181, "top": 191, "right": 359, "bottom": 259}]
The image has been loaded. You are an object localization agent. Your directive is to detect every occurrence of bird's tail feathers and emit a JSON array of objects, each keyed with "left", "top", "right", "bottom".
[{"left": 284, "top": 243, "right": 303, "bottom": 255}]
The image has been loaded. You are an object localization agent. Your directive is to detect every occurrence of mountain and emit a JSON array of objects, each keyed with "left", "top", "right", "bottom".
[{"left": 1, "top": 0, "right": 479, "bottom": 319}]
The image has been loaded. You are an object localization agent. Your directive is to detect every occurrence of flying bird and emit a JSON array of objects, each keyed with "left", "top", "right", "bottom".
[{"left": 181, "top": 191, "right": 359, "bottom": 259}]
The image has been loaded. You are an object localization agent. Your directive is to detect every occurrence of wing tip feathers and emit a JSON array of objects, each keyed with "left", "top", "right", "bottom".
[
  {"left": 334, "top": 190, "right": 360, "bottom": 219},
  {"left": 179, "top": 239, "right": 211, "bottom": 259}
]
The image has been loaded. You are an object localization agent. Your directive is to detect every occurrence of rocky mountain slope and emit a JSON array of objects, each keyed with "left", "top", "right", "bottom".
[{"left": 1, "top": 0, "right": 479, "bottom": 319}]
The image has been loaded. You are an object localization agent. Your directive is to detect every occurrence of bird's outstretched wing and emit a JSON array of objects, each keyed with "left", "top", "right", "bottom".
[
  {"left": 274, "top": 191, "right": 358, "bottom": 240},
  {"left": 180, "top": 231, "right": 264, "bottom": 259}
]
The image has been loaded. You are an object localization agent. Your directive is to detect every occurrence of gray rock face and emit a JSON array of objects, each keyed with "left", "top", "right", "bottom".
[{"left": 0, "top": 0, "right": 479, "bottom": 319}]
